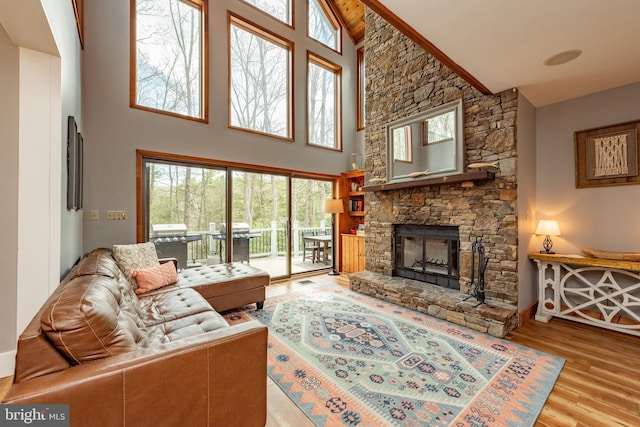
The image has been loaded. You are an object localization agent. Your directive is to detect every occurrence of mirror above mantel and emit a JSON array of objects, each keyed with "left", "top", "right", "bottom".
[{"left": 386, "top": 98, "right": 464, "bottom": 184}]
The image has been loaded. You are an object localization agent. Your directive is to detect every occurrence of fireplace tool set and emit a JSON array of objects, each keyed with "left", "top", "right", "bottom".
[{"left": 468, "top": 236, "right": 488, "bottom": 305}]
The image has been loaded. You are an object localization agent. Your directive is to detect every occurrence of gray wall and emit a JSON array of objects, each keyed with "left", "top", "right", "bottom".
[
  {"left": 516, "top": 93, "right": 538, "bottom": 312},
  {"left": 82, "top": 0, "right": 359, "bottom": 251},
  {"left": 45, "top": 0, "right": 84, "bottom": 276},
  {"left": 536, "top": 82, "right": 640, "bottom": 254}
]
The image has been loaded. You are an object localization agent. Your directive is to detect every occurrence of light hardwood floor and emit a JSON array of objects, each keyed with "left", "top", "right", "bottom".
[{"left": 2, "top": 273, "right": 639, "bottom": 427}]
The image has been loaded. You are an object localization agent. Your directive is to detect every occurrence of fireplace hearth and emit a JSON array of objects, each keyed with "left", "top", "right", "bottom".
[{"left": 394, "top": 225, "right": 460, "bottom": 290}]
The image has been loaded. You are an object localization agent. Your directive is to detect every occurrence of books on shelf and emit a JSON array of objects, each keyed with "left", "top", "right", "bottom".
[{"left": 348, "top": 199, "right": 364, "bottom": 212}]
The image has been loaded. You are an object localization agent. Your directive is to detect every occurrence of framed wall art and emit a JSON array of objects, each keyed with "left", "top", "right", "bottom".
[
  {"left": 66, "top": 116, "right": 84, "bottom": 210},
  {"left": 67, "top": 116, "right": 78, "bottom": 210},
  {"left": 574, "top": 119, "right": 640, "bottom": 188},
  {"left": 76, "top": 132, "right": 84, "bottom": 210}
]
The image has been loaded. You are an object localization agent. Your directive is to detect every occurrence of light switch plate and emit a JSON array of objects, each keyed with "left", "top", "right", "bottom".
[{"left": 106, "top": 210, "right": 127, "bottom": 220}]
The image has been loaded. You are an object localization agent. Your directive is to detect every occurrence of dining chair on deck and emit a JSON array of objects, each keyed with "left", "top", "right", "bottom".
[{"left": 302, "top": 231, "right": 320, "bottom": 263}]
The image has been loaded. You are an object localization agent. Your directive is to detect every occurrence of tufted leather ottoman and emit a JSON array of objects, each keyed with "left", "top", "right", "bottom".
[{"left": 177, "top": 262, "right": 270, "bottom": 312}]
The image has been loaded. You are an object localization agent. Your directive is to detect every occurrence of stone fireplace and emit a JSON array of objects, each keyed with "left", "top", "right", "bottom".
[
  {"left": 394, "top": 224, "right": 460, "bottom": 290},
  {"left": 348, "top": 9, "right": 520, "bottom": 338}
]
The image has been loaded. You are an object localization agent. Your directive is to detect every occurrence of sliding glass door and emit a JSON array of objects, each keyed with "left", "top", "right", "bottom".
[
  {"left": 142, "top": 160, "right": 227, "bottom": 270},
  {"left": 291, "top": 177, "right": 333, "bottom": 273},
  {"left": 231, "top": 171, "right": 291, "bottom": 278},
  {"left": 140, "top": 154, "right": 335, "bottom": 281}
]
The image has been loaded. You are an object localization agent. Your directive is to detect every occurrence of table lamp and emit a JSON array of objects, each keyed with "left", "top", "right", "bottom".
[
  {"left": 536, "top": 220, "right": 561, "bottom": 254},
  {"left": 324, "top": 199, "right": 344, "bottom": 275}
]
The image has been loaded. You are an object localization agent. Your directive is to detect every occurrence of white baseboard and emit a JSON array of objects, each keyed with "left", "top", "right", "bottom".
[{"left": 0, "top": 350, "right": 16, "bottom": 378}]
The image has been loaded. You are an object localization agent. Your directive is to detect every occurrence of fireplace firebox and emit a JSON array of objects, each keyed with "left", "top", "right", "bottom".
[{"left": 394, "top": 225, "right": 460, "bottom": 290}]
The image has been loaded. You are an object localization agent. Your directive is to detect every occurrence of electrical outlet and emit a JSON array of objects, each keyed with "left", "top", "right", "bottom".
[
  {"left": 90, "top": 210, "right": 99, "bottom": 221},
  {"left": 106, "top": 210, "right": 127, "bottom": 220}
]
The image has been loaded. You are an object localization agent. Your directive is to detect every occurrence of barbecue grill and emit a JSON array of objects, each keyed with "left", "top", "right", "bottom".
[
  {"left": 209, "top": 222, "right": 259, "bottom": 264},
  {"left": 150, "top": 223, "right": 202, "bottom": 269}
]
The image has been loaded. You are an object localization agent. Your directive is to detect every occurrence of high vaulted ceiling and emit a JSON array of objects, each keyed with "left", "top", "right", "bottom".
[
  {"left": 330, "top": 0, "right": 365, "bottom": 44},
  {"left": 342, "top": 0, "right": 640, "bottom": 107}
]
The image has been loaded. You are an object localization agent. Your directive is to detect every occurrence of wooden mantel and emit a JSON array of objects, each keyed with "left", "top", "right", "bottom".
[{"left": 362, "top": 170, "right": 495, "bottom": 192}]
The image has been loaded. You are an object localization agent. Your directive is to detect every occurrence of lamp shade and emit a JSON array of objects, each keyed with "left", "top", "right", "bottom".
[
  {"left": 324, "top": 199, "right": 344, "bottom": 214},
  {"left": 536, "top": 220, "right": 561, "bottom": 236}
]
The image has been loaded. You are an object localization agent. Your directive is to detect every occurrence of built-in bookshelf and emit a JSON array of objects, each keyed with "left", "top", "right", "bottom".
[
  {"left": 337, "top": 170, "right": 365, "bottom": 271},
  {"left": 340, "top": 169, "right": 365, "bottom": 230}
]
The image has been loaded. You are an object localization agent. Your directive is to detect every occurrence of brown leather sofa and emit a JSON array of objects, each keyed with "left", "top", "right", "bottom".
[{"left": 2, "top": 249, "right": 268, "bottom": 427}]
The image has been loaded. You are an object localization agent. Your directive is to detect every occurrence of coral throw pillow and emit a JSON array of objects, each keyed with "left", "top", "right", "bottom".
[{"left": 131, "top": 262, "right": 178, "bottom": 295}]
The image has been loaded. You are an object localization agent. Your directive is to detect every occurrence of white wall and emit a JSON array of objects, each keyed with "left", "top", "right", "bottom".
[
  {"left": 82, "top": 0, "right": 359, "bottom": 251},
  {"left": 0, "top": 0, "right": 83, "bottom": 377},
  {"left": 516, "top": 93, "right": 538, "bottom": 312},
  {"left": 16, "top": 47, "right": 62, "bottom": 337},
  {"left": 0, "top": 22, "right": 19, "bottom": 374},
  {"left": 536, "top": 82, "right": 640, "bottom": 254}
]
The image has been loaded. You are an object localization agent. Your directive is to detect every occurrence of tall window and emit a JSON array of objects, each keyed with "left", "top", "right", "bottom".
[
  {"left": 132, "top": 0, "right": 207, "bottom": 122},
  {"left": 229, "top": 14, "right": 293, "bottom": 140},
  {"left": 307, "top": 52, "right": 341, "bottom": 150},
  {"left": 241, "top": 0, "right": 292, "bottom": 26},
  {"left": 357, "top": 46, "right": 365, "bottom": 130},
  {"left": 308, "top": 0, "right": 340, "bottom": 52}
]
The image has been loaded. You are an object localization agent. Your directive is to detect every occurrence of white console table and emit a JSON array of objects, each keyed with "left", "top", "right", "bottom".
[{"left": 530, "top": 253, "right": 640, "bottom": 337}]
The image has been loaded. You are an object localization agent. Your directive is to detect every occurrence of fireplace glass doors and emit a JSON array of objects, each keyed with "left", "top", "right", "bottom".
[{"left": 394, "top": 225, "right": 460, "bottom": 289}]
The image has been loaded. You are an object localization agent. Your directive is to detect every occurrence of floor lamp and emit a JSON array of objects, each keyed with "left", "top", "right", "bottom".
[{"left": 324, "top": 199, "right": 344, "bottom": 275}]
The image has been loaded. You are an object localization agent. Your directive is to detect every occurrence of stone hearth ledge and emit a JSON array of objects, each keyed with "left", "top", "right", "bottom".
[{"left": 349, "top": 271, "right": 518, "bottom": 338}]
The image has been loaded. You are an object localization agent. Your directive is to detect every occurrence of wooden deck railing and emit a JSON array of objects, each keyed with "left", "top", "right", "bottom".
[{"left": 187, "top": 223, "right": 331, "bottom": 263}]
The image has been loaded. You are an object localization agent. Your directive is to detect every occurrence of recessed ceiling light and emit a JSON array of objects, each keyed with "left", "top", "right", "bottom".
[{"left": 544, "top": 49, "right": 582, "bottom": 66}]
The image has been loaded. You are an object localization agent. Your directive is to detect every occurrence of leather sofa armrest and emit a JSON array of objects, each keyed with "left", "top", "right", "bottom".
[{"left": 2, "top": 321, "right": 268, "bottom": 427}]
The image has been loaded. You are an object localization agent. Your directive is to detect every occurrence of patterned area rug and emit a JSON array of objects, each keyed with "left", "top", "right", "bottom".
[{"left": 225, "top": 285, "right": 564, "bottom": 426}]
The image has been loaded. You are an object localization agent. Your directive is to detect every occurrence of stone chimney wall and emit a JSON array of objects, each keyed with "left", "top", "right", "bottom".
[{"left": 363, "top": 9, "right": 520, "bottom": 305}]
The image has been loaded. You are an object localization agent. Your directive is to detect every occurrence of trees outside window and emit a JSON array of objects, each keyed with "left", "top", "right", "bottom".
[
  {"left": 144, "top": 161, "right": 331, "bottom": 237},
  {"left": 132, "top": 0, "right": 207, "bottom": 121},
  {"left": 307, "top": 52, "right": 341, "bottom": 150},
  {"left": 147, "top": 162, "right": 226, "bottom": 233},
  {"left": 425, "top": 110, "right": 456, "bottom": 144},
  {"left": 241, "top": 0, "right": 291, "bottom": 26},
  {"left": 392, "top": 126, "right": 412, "bottom": 162},
  {"left": 308, "top": 0, "right": 340, "bottom": 52},
  {"left": 229, "top": 14, "right": 293, "bottom": 140}
]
